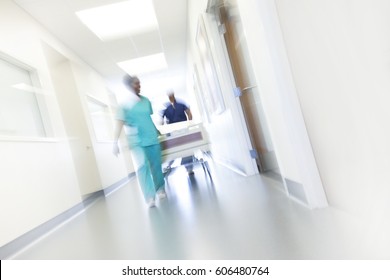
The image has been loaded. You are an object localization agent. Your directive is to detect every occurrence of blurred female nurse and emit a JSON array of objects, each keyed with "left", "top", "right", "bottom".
[{"left": 113, "top": 75, "right": 166, "bottom": 208}]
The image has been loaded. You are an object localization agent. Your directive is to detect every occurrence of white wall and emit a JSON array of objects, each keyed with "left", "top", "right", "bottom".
[
  {"left": 0, "top": 0, "right": 130, "bottom": 247},
  {"left": 0, "top": 0, "right": 81, "bottom": 246},
  {"left": 275, "top": 0, "right": 390, "bottom": 228}
]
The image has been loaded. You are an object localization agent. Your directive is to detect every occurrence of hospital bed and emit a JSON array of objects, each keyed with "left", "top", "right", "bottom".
[{"left": 157, "top": 122, "right": 211, "bottom": 178}]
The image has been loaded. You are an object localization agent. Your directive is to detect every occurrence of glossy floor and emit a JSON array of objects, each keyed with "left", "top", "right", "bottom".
[{"left": 11, "top": 164, "right": 388, "bottom": 259}]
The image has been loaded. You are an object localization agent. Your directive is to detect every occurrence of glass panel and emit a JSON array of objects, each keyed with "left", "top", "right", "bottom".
[
  {"left": 0, "top": 57, "right": 46, "bottom": 137},
  {"left": 196, "top": 15, "right": 225, "bottom": 117},
  {"left": 87, "top": 98, "right": 114, "bottom": 142}
]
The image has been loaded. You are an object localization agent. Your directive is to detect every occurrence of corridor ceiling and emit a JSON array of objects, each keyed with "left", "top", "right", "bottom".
[{"left": 13, "top": 0, "right": 188, "bottom": 97}]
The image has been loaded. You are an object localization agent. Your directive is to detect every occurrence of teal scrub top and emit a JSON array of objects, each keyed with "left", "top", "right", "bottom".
[{"left": 117, "top": 96, "right": 159, "bottom": 147}]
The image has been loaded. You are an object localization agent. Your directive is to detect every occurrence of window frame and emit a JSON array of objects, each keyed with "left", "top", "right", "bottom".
[
  {"left": 0, "top": 51, "right": 53, "bottom": 142},
  {"left": 86, "top": 94, "right": 115, "bottom": 143}
]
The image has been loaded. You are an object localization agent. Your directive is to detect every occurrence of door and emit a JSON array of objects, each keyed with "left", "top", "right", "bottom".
[
  {"left": 42, "top": 43, "right": 101, "bottom": 195},
  {"left": 216, "top": 0, "right": 281, "bottom": 175}
]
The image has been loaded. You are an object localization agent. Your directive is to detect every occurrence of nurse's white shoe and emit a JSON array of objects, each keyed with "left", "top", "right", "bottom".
[
  {"left": 157, "top": 190, "right": 167, "bottom": 200},
  {"left": 147, "top": 198, "right": 156, "bottom": 208}
]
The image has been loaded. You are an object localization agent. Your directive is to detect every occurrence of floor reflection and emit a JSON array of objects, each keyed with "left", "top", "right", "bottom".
[{"left": 11, "top": 161, "right": 379, "bottom": 259}]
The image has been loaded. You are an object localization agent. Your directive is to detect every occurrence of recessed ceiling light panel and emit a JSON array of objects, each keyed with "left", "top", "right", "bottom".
[
  {"left": 117, "top": 53, "right": 168, "bottom": 75},
  {"left": 76, "top": 0, "right": 159, "bottom": 41}
]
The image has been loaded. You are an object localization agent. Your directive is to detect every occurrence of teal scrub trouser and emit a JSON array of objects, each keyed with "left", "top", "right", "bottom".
[{"left": 132, "top": 144, "right": 165, "bottom": 201}]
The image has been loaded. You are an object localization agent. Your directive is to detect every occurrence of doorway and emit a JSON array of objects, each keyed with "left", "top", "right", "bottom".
[
  {"left": 42, "top": 42, "right": 101, "bottom": 196},
  {"left": 215, "top": 0, "right": 281, "bottom": 176}
]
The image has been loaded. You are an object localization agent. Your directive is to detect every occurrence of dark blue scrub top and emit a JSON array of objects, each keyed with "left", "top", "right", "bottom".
[{"left": 163, "top": 102, "right": 189, "bottom": 124}]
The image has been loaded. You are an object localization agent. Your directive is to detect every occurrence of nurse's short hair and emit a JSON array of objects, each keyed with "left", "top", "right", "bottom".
[
  {"left": 123, "top": 75, "right": 139, "bottom": 86},
  {"left": 166, "top": 89, "right": 175, "bottom": 97}
]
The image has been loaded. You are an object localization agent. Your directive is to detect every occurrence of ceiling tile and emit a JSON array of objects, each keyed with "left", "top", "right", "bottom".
[
  {"left": 13, "top": 0, "right": 188, "bottom": 94},
  {"left": 132, "top": 29, "right": 163, "bottom": 57},
  {"left": 104, "top": 38, "right": 139, "bottom": 62}
]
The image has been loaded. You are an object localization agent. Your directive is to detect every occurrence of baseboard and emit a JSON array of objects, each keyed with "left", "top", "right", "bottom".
[
  {"left": 213, "top": 158, "right": 247, "bottom": 176},
  {"left": 262, "top": 170, "right": 284, "bottom": 184},
  {"left": 104, "top": 173, "right": 136, "bottom": 196},
  {"left": 0, "top": 173, "right": 134, "bottom": 260},
  {"left": 284, "top": 178, "right": 308, "bottom": 205}
]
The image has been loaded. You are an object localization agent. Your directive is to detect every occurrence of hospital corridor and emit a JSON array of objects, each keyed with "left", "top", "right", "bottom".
[{"left": 1, "top": 0, "right": 390, "bottom": 260}]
